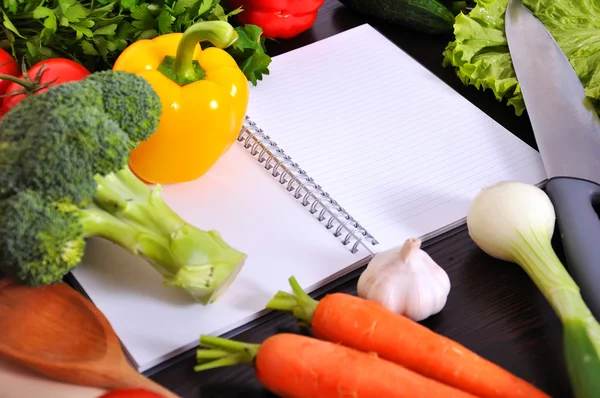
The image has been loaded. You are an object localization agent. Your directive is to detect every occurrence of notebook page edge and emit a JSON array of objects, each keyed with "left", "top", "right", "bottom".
[{"left": 138, "top": 253, "right": 373, "bottom": 373}]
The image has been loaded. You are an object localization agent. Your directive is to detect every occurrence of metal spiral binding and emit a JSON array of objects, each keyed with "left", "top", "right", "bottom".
[{"left": 237, "top": 116, "right": 378, "bottom": 254}]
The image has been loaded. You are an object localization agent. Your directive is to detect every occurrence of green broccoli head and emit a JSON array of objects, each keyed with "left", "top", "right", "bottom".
[
  {"left": 0, "top": 80, "right": 103, "bottom": 142},
  {"left": 0, "top": 190, "right": 85, "bottom": 286},
  {"left": 0, "top": 113, "right": 97, "bottom": 207},
  {"left": 0, "top": 72, "right": 157, "bottom": 205},
  {"left": 0, "top": 103, "right": 129, "bottom": 206},
  {"left": 0, "top": 70, "right": 246, "bottom": 304},
  {"left": 86, "top": 70, "right": 163, "bottom": 148}
]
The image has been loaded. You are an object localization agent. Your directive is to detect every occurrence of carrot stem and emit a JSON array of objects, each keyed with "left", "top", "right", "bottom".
[
  {"left": 194, "top": 349, "right": 230, "bottom": 359},
  {"left": 265, "top": 276, "right": 318, "bottom": 324},
  {"left": 194, "top": 335, "right": 260, "bottom": 371}
]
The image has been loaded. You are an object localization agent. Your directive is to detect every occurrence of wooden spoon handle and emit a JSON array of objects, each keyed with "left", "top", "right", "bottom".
[{"left": 115, "top": 367, "right": 181, "bottom": 398}]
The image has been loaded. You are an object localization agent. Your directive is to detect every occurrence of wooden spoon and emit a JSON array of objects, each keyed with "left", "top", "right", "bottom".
[{"left": 0, "top": 278, "right": 180, "bottom": 398}]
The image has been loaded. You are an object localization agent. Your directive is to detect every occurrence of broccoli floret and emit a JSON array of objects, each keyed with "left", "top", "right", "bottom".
[
  {"left": 0, "top": 190, "right": 84, "bottom": 285},
  {"left": 0, "top": 103, "right": 129, "bottom": 205},
  {"left": 86, "top": 70, "right": 162, "bottom": 147},
  {"left": 0, "top": 71, "right": 246, "bottom": 305},
  {"left": 0, "top": 78, "right": 135, "bottom": 205}
]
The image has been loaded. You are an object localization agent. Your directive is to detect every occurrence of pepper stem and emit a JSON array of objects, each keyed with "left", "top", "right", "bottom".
[
  {"left": 265, "top": 276, "right": 319, "bottom": 325},
  {"left": 171, "top": 21, "right": 238, "bottom": 84},
  {"left": 195, "top": 335, "right": 260, "bottom": 371}
]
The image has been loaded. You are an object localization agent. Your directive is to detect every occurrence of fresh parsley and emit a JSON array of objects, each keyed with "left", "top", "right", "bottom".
[{"left": 0, "top": 0, "right": 270, "bottom": 85}]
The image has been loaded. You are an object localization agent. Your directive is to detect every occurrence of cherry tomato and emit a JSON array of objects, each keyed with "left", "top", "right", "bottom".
[
  {"left": 0, "top": 48, "right": 20, "bottom": 95},
  {"left": 98, "top": 388, "right": 165, "bottom": 398},
  {"left": 0, "top": 58, "right": 90, "bottom": 115}
]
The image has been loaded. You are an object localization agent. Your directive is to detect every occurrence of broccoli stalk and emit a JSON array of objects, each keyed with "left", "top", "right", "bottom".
[
  {"left": 84, "top": 167, "right": 246, "bottom": 303},
  {"left": 0, "top": 70, "right": 246, "bottom": 304}
]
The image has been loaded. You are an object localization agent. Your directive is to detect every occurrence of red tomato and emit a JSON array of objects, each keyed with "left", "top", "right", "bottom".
[
  {"left": 0, "top": 48, "right": 20, "bottom": 95},
  {"left": 0, "top": 58, "right": 90, "bottom": 115},
  {"left": 98, "top": 388, "right": 165, "bottom": 398}
]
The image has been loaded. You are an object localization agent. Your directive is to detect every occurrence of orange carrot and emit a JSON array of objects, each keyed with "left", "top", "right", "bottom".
[
  {"left": 266, "top": 276, "right": 550, "bottom": 398},
  {"left": 195, "top": 333, "right": 477, "bottom": 398}
]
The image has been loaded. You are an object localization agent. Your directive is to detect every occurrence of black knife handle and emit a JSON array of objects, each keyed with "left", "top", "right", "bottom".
[{"left": 546, "top": 177, "right": 600, "bottom": 320}]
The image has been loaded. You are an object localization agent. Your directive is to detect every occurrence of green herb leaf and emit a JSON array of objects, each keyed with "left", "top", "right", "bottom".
[
  {"left": 225, "top": 7, "right": 243, "bottom": 17},
  {"left": 64, "top": 3, "right": 89, "bottom": 23},
  {"left": 70, "top": 23, "right": 94, "bottom": 39},
  {"left": 232, "top": 24, "right": 262, "bottom": 52},
  {"left": 157, "top": 9, "right": 175, "bottom": 33},
  {"left": 113, "top": 37, "right": 129, "bottom": 51},
  {"left": 32, "top": 6, "right": 53, "bottom": 20},
  {"left": 94, "top": 23, "right": 118, "bottom": 36},
  {"left": 57, "top": 0, "right": 75, "bottom": 15},
  {"left": 89, "top": 3, "right": 116, "bottom": 18},
  {"left": 76, "top": 19, "right": 95, "bottom": 28},
  {"left": 3, "top": 0, "right": 18, "bottom": 14},
  {"left": 32, "top": 6, "right": 58, "bottom": 40},
  {"left": 25, "top": 41, "right": 39, "bottom": 59},
  {"left": 227, "top": 25, "right": 271, "bottom": 85},
  {"left": 131, "top": 4, "right": 156, "bottom": 31},
  {"left": 120, "top": 0, "right": 138, "bottom": 9},
  {"left": 81, "top": 40, "right": 99, "bottom": 56},
  {"left": 2, "top": 11, "right": 23, "bottom": 38},
  {"left": 197, "top": 0, "right": 216, "bottom": 17},
  {"left": 117, "top": 20, "right": 137, "bottom": 40},
  {"left": 93, "top": 36, "right": 110, "bottom": 58},
  {"left": 211, "top": 3, "right": 242, "bottom": 21},
  {"left": 173, "top": 0, "right": 198, "bottom": 15},
  {"left": 211, "top": 4, "right": 227, "bottom": 21},
  {"left": 238, "top": 50, "right": 270, "bottom": 86},
  {"left": 137, "top": 29, "right": 158, "bottom": 40}
]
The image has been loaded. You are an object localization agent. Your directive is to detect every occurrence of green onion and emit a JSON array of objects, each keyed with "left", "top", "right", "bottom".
[{"left": 467, "top": 181, "right": 600, "bottom": 398}]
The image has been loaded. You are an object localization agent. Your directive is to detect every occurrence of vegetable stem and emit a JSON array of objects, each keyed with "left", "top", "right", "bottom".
[
  {"left": 398, "top": 237, "right": 421, "bottom": 263},
  {"left": 79, "top": 203, "right": 184, "bottom": 277},
  {"left": 162, "top": 21, "right": 238, "bottom": 85},
  {"left": 511, "top": 229, "right": 592, "bottom": 322},
  {"left": 0, "top": 73, "right": 34, "bottom": 90},
  {"left": 510, "top": 229, "right": 600, "bottom": 395},
  {"left": 94, "top": 167, "right": 184, "bottom": 236},
  {"left": 79, "top": 205, "right": 139, "bottom": 249},
  {"left": 195, "top": 335, "right": 259, "bottom": 371},
  {"left": 89, "top": 166, "right": 247, "bottom": 304},
  {"left": 265, "top": 276, "right": 319, "bottom": 325}
]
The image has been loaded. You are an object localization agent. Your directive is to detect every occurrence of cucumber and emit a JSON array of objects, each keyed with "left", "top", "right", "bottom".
[{"left": 340, "top": 0, "right": 456, "bottom": 34}]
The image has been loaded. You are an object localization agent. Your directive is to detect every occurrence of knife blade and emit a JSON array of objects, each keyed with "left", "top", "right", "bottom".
[
  {"left": 506, "top": 0, "right": 600, "bottom": 320},
  {"left": 505, "top": 0, "right": 600, "bottom": 319},
  {"left": 505, "top": 0, "right": 600, "bottom": 183}
]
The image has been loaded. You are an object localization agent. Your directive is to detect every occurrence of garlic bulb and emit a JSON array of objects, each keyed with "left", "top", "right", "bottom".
[{"left": 357, "top": 238, "right": 451, "bottom": 322}]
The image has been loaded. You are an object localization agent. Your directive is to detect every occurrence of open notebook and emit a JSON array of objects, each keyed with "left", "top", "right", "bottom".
[{"left": 71, "top": 24, "right": 547, "bottom": 372}]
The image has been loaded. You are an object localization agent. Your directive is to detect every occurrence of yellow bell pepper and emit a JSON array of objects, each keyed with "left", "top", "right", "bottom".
[{"left": 113, "top": 21, "right": 250, "bottom": 184}]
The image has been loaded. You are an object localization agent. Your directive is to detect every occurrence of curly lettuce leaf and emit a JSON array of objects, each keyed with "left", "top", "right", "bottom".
[{"left": 442, "top": 0, "right": 600, "bottom": 116}]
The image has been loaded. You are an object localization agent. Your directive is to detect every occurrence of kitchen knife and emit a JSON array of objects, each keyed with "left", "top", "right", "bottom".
[{"left": 505, "top": 0, "right": 600, "bottom": 319}]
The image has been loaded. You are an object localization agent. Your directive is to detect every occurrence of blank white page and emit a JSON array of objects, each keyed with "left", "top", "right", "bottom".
[{"left": 246, "top": 24, "right": 547, "bottom": 251}]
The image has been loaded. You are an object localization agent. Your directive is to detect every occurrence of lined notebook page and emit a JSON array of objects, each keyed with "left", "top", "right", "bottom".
[{"left": 246, "top": 24, "right": 547, "bottom": 251}]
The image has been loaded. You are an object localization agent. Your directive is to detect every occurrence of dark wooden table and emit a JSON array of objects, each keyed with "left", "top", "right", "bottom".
[{"left": 148, "top": 1, "right": 571, "bottom": 396}]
